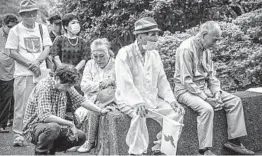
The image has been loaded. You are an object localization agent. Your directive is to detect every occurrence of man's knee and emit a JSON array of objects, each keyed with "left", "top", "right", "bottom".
[
  {"left": 201, "top": 105, "right": 214, "bottom": 117},
  {"left": 47, "top": 123, "right": 61, "bottom": 138}
]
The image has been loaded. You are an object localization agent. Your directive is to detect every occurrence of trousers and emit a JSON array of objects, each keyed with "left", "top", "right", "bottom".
[
  {"left": 30, "top": 122, "right": 86, "bottom": 153},
  {"left": 0, "top": 79, "right": 14, "bottom": 128},
  {"left": 13, "top": 76, "right": 36, "bottom": 139},
  {"left": 177, "top": 90, "right": 247, "bottom": 149}
]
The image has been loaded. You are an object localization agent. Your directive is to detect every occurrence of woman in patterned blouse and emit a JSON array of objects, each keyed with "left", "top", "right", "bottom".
[
  {"left": 51, "top": 13, "right": 90, "bottom": 72},
  {"left": 72, "top": 38, "right": 116, "bottom": 153}
]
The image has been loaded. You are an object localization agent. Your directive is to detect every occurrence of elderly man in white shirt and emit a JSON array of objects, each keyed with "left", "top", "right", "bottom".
[{"left": 115, "top": 17, "right": 184, "bottom": 155}]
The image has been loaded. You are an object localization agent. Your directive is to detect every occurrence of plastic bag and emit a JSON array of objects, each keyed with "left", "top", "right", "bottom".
[{"left": 161, "top": 116, "right": 183, "bottom": 155}]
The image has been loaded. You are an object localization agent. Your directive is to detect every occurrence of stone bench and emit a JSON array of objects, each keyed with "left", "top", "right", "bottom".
[{"left": 95, "top": 91, "right": 262, "bottom": 155}]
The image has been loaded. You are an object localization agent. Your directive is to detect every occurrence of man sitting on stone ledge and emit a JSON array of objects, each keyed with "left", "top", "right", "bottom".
[
  {"left": 115, "top": 17, "right": 184, "bottom": 155},
  {"left": 174, "top": 21, "right": 254, "bottom": 155},
  {"left": 22, "top": 65, "right": 112, "bottom": 155}
]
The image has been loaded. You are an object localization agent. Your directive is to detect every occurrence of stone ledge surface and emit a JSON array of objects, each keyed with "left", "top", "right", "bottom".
[{"left": 96, "top": 91, "right": 262, "bottom": 155}]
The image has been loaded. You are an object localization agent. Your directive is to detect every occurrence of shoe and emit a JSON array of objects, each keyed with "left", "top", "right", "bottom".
[
  {"left": 35, "top": 151, "right": 48, "bottom": 155},
  {"left": 224, "top": 142, "right": 255, "bottom": 155},
  {"left": 152, "top": 150, "right": 164, "bottom": 155},
  {"left": 203, "top": 149, "right": 216, "bottom": 155},
  {"left": 67, "top": 146, "right": 79, "bottom": 152},
  {"left": 77, "top": 141, "right": 94, "bottom": 153},
  {"left": 13, "top": 138, "right": 24, "bottom": 147},
  {"left": 0, "top": 127, "right": 9, "bottom": 133}
]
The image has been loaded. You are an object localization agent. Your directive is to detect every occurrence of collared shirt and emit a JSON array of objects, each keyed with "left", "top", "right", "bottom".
[
  {"left": 81, "top": 58, "right": 115, "bottom": 102},
  {"left": 0, "top": 27, "right": 15, "bottom": 81},
  {"left": 174, "top": 36, "right": 221, "bottom": 99},
  {"left": 23, "top": 77, "right": 85, "bottom": 140},
  {"left": 115, "top": 40, "right": 176, "bottom": 108}
]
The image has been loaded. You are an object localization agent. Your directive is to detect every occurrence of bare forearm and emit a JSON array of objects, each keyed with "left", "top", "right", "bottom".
[
  {"left": 9, "top": 49, "right": 30, "bottom": 67},
  {"left": 44, "top": 115, "right": 74, "bottom": 127},
  {"left": 37, "top": 46, "right": 50, "bottom": 63},
  {"left": 54, "top": 56, "right": 62, "bottom": 67},
  {"left": 81, "top": 99, "right": 101, "bottom": 114},
  {"left": 75, "top": 60, "right": 86, "bottom": 71}
]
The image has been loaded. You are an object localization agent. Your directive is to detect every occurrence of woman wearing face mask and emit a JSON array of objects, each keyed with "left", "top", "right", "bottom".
[
  {"left": 67, "top": 38, "right": 116, "bottom": 153},
  {"left": 50, "top": 13, "right": 90, "bottom": 136},
  {"left": 51, "top": 13, "right": 90, "bottom": 72}
]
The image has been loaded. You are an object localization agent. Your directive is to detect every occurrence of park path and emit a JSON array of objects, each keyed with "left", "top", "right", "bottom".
[{"left": 1, "top": 127, "right": 262, "bottom": 155}]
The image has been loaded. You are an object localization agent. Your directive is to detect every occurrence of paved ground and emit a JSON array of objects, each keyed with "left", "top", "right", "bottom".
[
  {"left": 1, "top": 127, "right": 262, "bottom": 155},
  {"left": 0, "top": 127, "right": 87, "bottom": 155}
]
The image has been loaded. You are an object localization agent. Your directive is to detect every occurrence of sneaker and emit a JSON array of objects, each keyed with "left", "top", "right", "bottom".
[
  {"left": 13, "top": 138, "right": 24, "bottom": 147},
  {"left": 224, "top": 142, "right": 255, "bottom": 155},
  {"left": 152, "top": 150, "right": 164, "bottom": 155},
  {"left": 67, "top": 146, "right": 79, "bottom": 152},
  {"left": 203, "top": 149, "right": 216, "bottom": 155},
  {"left": 77, "top": 141, "right": 94, "bottom": 153}
]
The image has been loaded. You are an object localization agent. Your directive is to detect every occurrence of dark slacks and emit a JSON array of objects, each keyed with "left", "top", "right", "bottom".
[
  {"left": 0, "top": 79, "right": 14, "bottom": 128},
  {"left": 30, "top": 122, "right": 86, "bottom": 154}
]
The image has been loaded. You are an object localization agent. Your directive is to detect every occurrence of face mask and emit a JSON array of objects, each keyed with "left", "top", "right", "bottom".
[
  {"left": 142, "top": 40, "right": 157, "bottom": 51},
  {"left": 70, "top": 23, "right": 80, "bottom": 35}
]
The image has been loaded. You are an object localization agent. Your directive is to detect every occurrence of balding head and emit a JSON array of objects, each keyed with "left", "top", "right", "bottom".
[
  {"left": 198, "top": 21, "right": 222, "bottom": 49},
  {"left": 200, "top": 21, "right": 222, "bottom": 38}
]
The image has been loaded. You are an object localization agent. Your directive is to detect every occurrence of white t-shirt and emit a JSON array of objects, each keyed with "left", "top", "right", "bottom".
[{"left": 5, "top": 22, "right": 52, "bottom": 77}]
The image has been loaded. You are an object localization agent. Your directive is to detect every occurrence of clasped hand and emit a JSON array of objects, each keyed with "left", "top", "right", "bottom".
[
  {"left": 170, "top": 101, "right": 185, "bottom": 115},
  {"left": 206, "top": 91, "right": 224, "bottom": 111},
  {"left": 28, "top": 60, "right": 41, "bottom": 77},
  {"left": 99, "top": 79, "right": 114, "bottom": 90}
]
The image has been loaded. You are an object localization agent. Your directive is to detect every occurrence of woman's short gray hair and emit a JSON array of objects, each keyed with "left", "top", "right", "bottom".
[
  {"left": 90, "top": 38, "right": 114, "bottom": 57},
  {"left": 199, "top": 21, "right": 222, "bottom": 36}
]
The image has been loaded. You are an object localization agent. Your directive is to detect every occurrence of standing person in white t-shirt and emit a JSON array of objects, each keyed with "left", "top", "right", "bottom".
[{"left": 5, "top": 0, "right": 52, "bottom": 147}]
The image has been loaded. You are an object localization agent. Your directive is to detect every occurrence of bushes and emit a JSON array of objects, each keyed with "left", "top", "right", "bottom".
[
  {"left": 57, "top": 0, "right": 262, "bottom": 52},
  {"left": 157, "top": 17, "right": 262, "bottom": 92},
  {"left": 57, "top": 0, "right": 262, "bottom": 91}
]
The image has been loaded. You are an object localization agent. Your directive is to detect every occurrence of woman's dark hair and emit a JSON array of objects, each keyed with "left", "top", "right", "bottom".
[
  {"left": 3, "top": 13, "right": 19, "bottom": 25},
  {"left": 54, "top": 64, "right": 81, "bottom": 85},
  {"left": 62, "top": 13, "right": 79, "bottom": 33},
  {"left": 48, "top": 14, "right": 61, "bottom": 24}
]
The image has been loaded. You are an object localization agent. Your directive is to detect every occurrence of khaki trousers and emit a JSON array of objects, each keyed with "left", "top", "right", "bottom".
[
  {"left": 13, "top": 76, "right": 36, "bottom": 139},
  {"left": 177, "top": 90, "right": 247, "bottom": 149},
  {"left": 118, "top": 98, "right": 184, "bottom": 154}
]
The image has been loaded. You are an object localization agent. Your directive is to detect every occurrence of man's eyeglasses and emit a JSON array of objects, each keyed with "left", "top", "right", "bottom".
[{"left": 22, "top": 11, "right": 38, "bottom": 18}]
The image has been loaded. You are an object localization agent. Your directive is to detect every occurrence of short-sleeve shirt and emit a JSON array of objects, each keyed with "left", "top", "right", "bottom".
[
  {"left": 23, "top": 76, "right": 85, "bottom": 140},
  {"left": 5, "top": 22, "right": 53, "bottom": 77},
  {"left": 51, "top": 35, "right": 90, "bottom": 66}
]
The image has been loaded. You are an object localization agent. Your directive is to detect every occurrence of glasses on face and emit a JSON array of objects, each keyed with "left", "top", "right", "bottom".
[
  {"left": 148, "top": 32, "right": 159, "bottom": 37},
  {"left": 22, "top": 11, "right": 38, "bottom": 18}
]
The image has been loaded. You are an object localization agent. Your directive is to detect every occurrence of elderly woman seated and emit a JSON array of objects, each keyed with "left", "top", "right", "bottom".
[{"left": 73, "top": 38, "right": 116, "bottom": 153}]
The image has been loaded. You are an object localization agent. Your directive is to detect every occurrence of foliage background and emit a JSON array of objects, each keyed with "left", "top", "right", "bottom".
[
  {"left": 2, "top": 0, "right": 262, "bottom": 92},
  {"left": 57, "top": 0, "right": 262, "bottom": 92}
]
